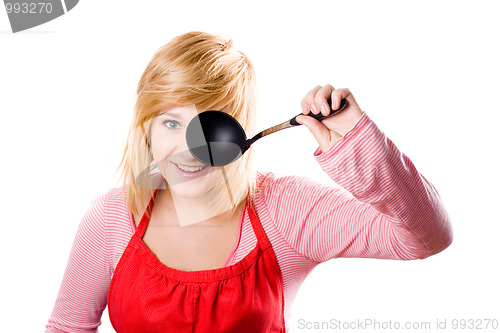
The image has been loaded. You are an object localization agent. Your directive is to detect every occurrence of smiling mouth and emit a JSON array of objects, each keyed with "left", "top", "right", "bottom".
[
  {"left": 174, "top": 162, "right": 207, "bottom": 168},
  {"left": 173, "top": 162, "right": 208, "bottom": 173}
]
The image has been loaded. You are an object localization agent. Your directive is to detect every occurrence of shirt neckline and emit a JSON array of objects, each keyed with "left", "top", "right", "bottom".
[{"left": 131, "top": 195, "right": 269, "bottom": 282}]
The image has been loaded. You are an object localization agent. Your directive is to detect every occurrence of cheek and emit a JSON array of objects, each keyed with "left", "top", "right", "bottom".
[
  {"left": 150, "top": 126, "right": 171, "bottom": 161},
  {"left": 151, "top": 141, "right": 172, "bottom": 163}
]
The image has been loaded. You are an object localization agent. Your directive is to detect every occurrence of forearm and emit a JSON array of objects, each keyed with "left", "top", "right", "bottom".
[{"left": 314, "top": 113, "right": 453, "bottom": 258}]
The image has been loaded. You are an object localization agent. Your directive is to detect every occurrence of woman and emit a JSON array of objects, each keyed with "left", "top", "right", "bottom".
[{"left": 45, "top": 31, "right": 453, "bottom": 332}]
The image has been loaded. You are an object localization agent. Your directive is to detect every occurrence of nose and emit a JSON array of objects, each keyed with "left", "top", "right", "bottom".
[{"left": 170, "top": 129, "right": 205, "bottom": 165}]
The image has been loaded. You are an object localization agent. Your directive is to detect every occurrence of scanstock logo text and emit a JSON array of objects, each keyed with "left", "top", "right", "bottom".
[{"left": 4, "top": 0, "right": 79, "bottom": 33}]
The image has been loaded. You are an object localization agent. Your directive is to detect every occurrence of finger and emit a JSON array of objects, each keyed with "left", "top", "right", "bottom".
[
  {"left": 331, "top": 88, "right": 352, "bottom": 110},
  {"left": 296, "top": 114, "right": 332, "bottom": 152},
  {"left": 315, "top": 84, "right": 335, "bottom": 116},
  {"left": 301, "top": 85, "right": 322, "bottom": 115}
]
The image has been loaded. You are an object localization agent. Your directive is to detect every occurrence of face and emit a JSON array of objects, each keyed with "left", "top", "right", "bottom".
[{"left": 149, "top": 105, "right": 219, "bottom": 199}]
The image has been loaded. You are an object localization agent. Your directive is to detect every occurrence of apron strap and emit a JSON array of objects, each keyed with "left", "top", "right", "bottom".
[
  {"left": 135, "top": 188, "right": 160, "bottom": 238},
  {"left": 246, "top": 196, "right": 272, "bottom": 249}
]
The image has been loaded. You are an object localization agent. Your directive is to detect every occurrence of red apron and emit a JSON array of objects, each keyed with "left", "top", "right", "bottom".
[{"left": 107, "top": 187, "right": 286, "bottom": 332}]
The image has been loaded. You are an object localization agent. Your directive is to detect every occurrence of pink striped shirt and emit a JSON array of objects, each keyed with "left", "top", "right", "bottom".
[{"left": 45, "top": 113, "right": 453, "bottom": 332}]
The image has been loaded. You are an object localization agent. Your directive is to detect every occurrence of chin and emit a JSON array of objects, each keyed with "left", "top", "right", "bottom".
[
  {"left": 168, "top": 183, "right": 208, "bottom": 199},
  {"left": 163, "top": 170, "right": 215, "bottom": 198}
]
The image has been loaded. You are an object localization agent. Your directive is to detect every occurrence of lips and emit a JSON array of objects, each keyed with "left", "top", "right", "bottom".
[
  {"left": 172, "top": 162, "right": 210, "bottom": 178},
  {"left": 174, "top": 163, "right": 207, "bottom": 168},
  {"left": 176, "top": 164, "right": 206, "bottom": 172}
]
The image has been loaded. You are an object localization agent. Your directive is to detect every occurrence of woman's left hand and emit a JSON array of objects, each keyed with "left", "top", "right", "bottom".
[{"left": 296, "top": 85, "right": 364, "bottom": 153}]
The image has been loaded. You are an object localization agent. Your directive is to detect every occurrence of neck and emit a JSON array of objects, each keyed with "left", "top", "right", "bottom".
[{"left": 159, "top": 187, "right": 243, "bottom": 228}]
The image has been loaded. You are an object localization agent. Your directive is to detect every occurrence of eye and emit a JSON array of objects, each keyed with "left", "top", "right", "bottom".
[{"left": 162, "top": 119, "right": 181, "bottom": 130}]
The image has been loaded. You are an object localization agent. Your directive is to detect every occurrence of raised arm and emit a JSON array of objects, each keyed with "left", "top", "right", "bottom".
[{"left": 264, "top": 86, "right": 452, "bottom": 262}]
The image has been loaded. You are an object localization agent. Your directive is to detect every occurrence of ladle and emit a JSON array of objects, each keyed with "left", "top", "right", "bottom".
[{"left": 186, "top": 98, "right": 347, "bottom": 167}]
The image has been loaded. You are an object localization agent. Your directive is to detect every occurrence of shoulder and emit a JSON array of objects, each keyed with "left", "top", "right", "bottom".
[
  {"left": 84, "top": 185, "right": 133, "bottom": 231},
  {"left": 256, "top": 169, "right": 306, "bottom": 188},
  {"left": 253, "top": 169, "right": 311, "bottom": 209},
  {"left": 255, "top": 169, "right": 322, "bottom": 198},
  {"left": 102, "top": 185, "right": 129, "bottom": 210},
  {"left": 255, "top": 170, "right": 275, "bottom": 189},
  {"left": 254, "top": 170, "right": 277, "bottom": 201}
]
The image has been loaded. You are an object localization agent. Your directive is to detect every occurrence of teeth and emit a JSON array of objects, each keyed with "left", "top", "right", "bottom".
[{"left": 176, "top": 164, "right": 205, "bottom": 172}]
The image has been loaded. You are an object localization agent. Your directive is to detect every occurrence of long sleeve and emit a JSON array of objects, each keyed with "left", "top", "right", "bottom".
[
  {"left": 263, "top": 112, "right": 453, "bottom": 262},
  {"left": 45, "top": 193, "right": 111, "bottom": 333}
]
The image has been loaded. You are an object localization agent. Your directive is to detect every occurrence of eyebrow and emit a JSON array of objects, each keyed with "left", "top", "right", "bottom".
[{"left": 159, "top": 111, "right": 184, "bottom": 119}]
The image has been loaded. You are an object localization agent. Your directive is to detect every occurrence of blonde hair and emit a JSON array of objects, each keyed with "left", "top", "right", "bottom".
[{"left": 115, "top": 31, "right": 259, "bottom": 222}]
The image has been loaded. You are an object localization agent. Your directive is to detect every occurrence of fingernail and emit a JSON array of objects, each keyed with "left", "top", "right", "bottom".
[
  {"left": 320, "top": 105, "right": 328, "bottom": 115},
  {"left": 331, "top": 99, "right": 337, "bottom": 110},
  {"left": 311, "top": 105, "right": 319, "bottom": 113}
]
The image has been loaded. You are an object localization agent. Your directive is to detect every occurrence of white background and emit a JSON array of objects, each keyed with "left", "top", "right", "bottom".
[{"left": 1, "top": 1, "right": 499, "bottom": 332}]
